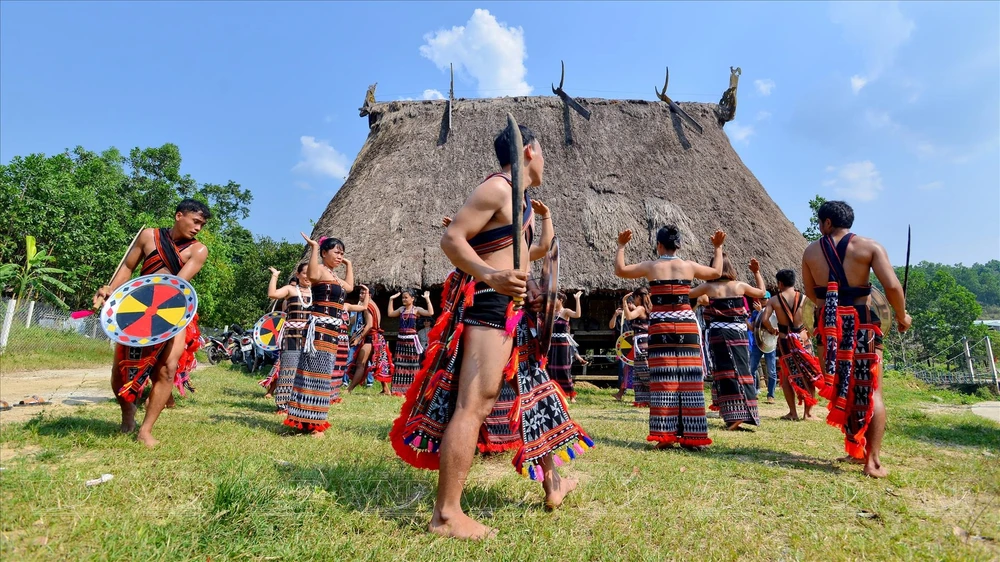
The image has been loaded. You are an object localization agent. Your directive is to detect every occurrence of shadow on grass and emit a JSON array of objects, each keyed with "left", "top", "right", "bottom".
[
  {"left": 224, "top": 398, "right": 277, "bottom": 415},
  {"left": 209, "top": 413, "right": 284, "bottom": 432},
  {"left": 712, "top": 446, "right": 842, "bottom": 473},
  {"left": 276, "top": 459, "right": 525, "bottom": 527},
  {"left": 897, "top": 418, "right": 1000, "bottom": 449},
  {"left": 23, "top": 415, "right": 121, "bottom": 438},
  {"left": 335, "top": 419, "right": 392, "bottom": 440}
]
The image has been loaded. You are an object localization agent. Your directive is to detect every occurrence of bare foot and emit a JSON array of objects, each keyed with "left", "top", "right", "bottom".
[
  {"left": 119, "top": 421, "right": 136, "bottom": 434},
  {"left": 863, "top": 460, "right": 889, "bottom": 478},
  {"left": 165, "top": 396, "right": 176, "bottom": 409},
  {"left": 310, "top": 430, "right": 326, "bottom": 439},
  {"left": 803, "top": 413, "right": 817, "bottom": 420},
  {"left": 273, "top": 409, "right": 287, "bottom": 416},
  {"left": 428, "top": 512, "right": 498, "bottom": 540},
  {"left": 119, "top": 404, "right": 137, "bottom": 433},
  {"left": 726, "top": 421, "right": 744, "bottom": 431},
  {"left": 136, "top": 430, "right": 159, "bottom": 448},
  {"left": 836, "top": 455, "right": 865, "bottom": 464},
  {"left": 780, "top": 413, "right": 799, "bottom": 421},
  {"left": 263, "top": 393, "right": 273, "bottom": 400},
  {"left": 544, "top": 477, "right": 579, "bottom": 511}
]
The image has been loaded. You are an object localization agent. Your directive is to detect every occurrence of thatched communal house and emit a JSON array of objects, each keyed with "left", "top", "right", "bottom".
[{"left": 311, "top": 95, "right": 808, "bottom": 375}]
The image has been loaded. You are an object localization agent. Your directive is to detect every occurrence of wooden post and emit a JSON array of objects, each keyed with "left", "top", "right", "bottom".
[
  {"left": 0, "top": 298, "right": 16, "bottom": 353},
  {"left": 25, "top": 300, "right": 35, "bottom": 328},
  {"left": 963, "top": 337, "right": 976, "bottom": 382},
  {"left": 985, "top": 335, "right": 999, "bottom": 394}
]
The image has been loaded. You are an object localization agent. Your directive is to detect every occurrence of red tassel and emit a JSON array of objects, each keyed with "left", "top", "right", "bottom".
[
  {"left": 427, "top": 310, "right": 452, "bottom": 344},
  {"left": 463, "top": 281, "right": 476, "bottom": 309},
  {"left": 503, "top": 346, "right": 519, "bottom": 382}
]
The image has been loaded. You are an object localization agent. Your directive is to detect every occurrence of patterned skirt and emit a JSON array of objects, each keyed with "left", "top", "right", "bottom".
[
  {"left": 632, "top": 334, "right": 650, "bottom": 407},
  {"left": 705, "top": 322, "right": 759, "bottom": 427},
  {"left": 479, "top": 381, "right": 521, "bottom": 454},
  {"left": 392, "top": 334, "right": 420, "bottom": 396},
  {"left": 285, "top": 321, "right": 339, "bottom": 433},
  {"left": 390, "top": 270, "right": 593, "bottom": 479},
  {"left": 274, "top": 350, "right": 300, "bottom": 411},
  {"left": 548, "top": 334, "right": 574, "bottom": 398},
  {"left": 777, "top": 333, "right": 824, "bottom": 407},
  {"left": 647, "top": 310, "right": 711, "bottom": 447}
]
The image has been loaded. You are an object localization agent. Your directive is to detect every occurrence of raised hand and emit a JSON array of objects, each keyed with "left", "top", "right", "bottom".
[
  {"left": 574, "top": 290, "right": 583, "bottom": 299},
  {"left": 617, "top": 229, "right": 633, "bottom": 247},
  {"left": 441, "top": 216, "right": 452, "bottom": 227},
  {"left": 390, "top": 292, "right": 401, "bottom": 299},
  {"left": 269, "top": 267, "right": 281, "bottom": 276},
  {"left": 93, "top": 286, "right": 111, "bottom": 309},
  {"left": 531, "top": 199, "right": 550, "bottom": 218},
  {"left": 300, "top": 232, "right": 319, "bottom": 247},
  {"left": 748, "top": 259, "right": 760, "bottom": 273},
  {"left": 423, "top": 290, "right": 431, "bottom": 301},
  {"left": 710, "top": 230, "right": 727, "bottom": 248}
]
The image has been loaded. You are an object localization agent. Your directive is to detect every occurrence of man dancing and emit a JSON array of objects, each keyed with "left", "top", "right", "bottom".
[
  {"left": 762, "top": 269, "right": 824, "bottom": 421},
  {"left": 801, "top": 200, "right": 911, "bottom": 478},
  {"left": 390, "top": 123, "right": 592, "bottom": 540},
  {"left": 92, "top": 199, "right": 211, "bottom": 447}
]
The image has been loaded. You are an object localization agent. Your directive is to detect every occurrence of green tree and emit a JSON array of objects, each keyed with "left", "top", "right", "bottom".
[
  {"left": 802, "top": 195, "right": 827, "bottom": 241},
  {"left": 0, "top": 236, "right": 73, "bottom": 308}
]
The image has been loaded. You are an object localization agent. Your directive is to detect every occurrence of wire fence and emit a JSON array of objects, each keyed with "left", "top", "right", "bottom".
[
  {"left": 891, "top": 335, "right": 1000, "bottom": 391},
  {"left": 0, "top": 298, "right": 114, "bottom": 370}
]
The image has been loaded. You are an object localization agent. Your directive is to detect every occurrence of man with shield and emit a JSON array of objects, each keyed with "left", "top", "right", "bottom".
[
  {"left": 801, "top": 200, "right": 911, "bottom": 478},
  {"left": 390, "top": 121, "right": 592, "bottom": 540},
  {"left": 762, "top": 269, "right": 823, "bottom": 421},
  {"left": 92, "top": 199, "right": 211, "bottom": 447}
]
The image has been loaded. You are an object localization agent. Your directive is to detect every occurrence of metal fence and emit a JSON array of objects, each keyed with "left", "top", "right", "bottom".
[
  {"left": 0, "top": 298, "right": 113, "bottom": 361},
  {"left": 899, "top": 335, "right": 1000, "bottom": 392}
]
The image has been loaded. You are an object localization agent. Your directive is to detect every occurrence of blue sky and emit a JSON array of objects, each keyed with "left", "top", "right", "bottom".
[{"left": 2, "top": 1, "right": 997, "bottom": 266}]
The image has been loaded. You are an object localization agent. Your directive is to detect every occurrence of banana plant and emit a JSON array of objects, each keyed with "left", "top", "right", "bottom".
[{"left": 0, "top": 236, "right": 73, "bottom": 308}]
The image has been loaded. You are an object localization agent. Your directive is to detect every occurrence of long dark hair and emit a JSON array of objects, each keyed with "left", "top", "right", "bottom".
[{"left": 634, "top": 287, "right": 652, "bottom": 314}]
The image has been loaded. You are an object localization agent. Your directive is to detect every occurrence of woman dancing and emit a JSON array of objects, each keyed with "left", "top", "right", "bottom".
[
  {"left": 614, "top": 226, "right": 725, "bottom": 450},
  {"left": 388, "top": 290, "right": 434, "bottom": 396}
]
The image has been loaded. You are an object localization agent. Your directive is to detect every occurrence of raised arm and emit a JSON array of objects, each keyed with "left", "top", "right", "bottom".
[
  {"left": 614, "top": 230, "right": 651, "bottom": 280},
  {"left": 609, "top": 308, "right": 622, "bottom": 329},
  {"left": 691, "top": 230, "right": 727, "bottom": 281},
  {"left": 741, "top": 258, "right": 768, "bottom": 299},
  {"left": 621, "top": 292, "right": 641, "bottom": 321},
  {"left": 528, "top": 199, "right": 554, "bottom": 262},
  {"left": 870, "top": 240, "right": 911, "bottom": 331},
  {"left": 387, "top": 293, "right": 401, "bottom": 318},
  {"left": 441, "top": 178, "right": 527, "bottom": 299},
  {"left": 416, "top": 290, "right": 435, "bottom": 317},
  {"left": 566, "top": 291, "right": 583, "bottom": 319},
  {"left": 340, "top": 257, "right": 355, "bottom": 293},
  {"left": 267, "top": 267, "right": 292, "bottom": 299},
  {"left": 300, "top": 232, "right": 323, "bottom": 283}
]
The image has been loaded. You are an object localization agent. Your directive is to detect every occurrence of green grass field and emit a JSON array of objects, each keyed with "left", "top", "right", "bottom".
[
  {"left": 1, "top": 367, "right": 997, "bottom": 561},
  {"left": 0, "top": 327, "right": 113, "bottom": 373}
]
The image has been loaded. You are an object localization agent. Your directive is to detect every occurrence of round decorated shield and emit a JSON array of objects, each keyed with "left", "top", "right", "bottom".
[
  {"left": 536, "top": 236, "right": 560, "bottom": 357},
  {"left": 869, "top": 287, "right": 892, "bottom": 330},
  {"left": 253, "top": 311, "right": 286, "bottom": 351},
  {"left": 615, "top": 330, "right": 636, "bottom": 366},
  {"left": 754, "top": 312, "right": 779, "bottom": 353},
  {"left": 101, "top": 274, "right": 198, "bottom": 347}
]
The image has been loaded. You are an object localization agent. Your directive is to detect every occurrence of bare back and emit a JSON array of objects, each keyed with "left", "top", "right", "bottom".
[{"left": 803, "top": 233, "right": 889, "bottom": 305}]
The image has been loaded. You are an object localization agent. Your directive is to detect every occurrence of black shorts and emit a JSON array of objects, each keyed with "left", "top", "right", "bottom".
[{"left": 462, "top": 283, "right": 510, "bottom": 330}]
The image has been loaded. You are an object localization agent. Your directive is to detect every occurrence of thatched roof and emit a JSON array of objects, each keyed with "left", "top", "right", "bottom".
[{"left": 312, "top": 96, "right": 807, "bottom": 293}]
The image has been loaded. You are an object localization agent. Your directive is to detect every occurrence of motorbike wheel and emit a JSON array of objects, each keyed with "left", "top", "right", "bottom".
[
  {"left": 245, "top": 350, "right": 256, "bottom": 373},
  {"left": 231, "top": 349, "right": 242, "bottom": 365},
  {"left": 207, "top": 348, "right": 219, "bottom": 365}
]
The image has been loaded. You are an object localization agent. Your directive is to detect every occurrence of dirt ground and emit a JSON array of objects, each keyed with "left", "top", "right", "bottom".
[{"left": 0, "top": 366, "right": 114, "bottom": 424}]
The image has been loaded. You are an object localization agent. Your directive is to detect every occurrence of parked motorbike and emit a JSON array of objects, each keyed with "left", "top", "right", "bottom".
[{"left": 203, "top": 334, "right": 232, "bottom": 365}]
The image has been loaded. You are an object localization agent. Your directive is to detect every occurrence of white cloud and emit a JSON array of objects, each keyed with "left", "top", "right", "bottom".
[
  {"left": 420, "top": 9, "right": 532, "bottom": 97},
  {"left": 292, "top": 136, "right": 349, "bottom": 180},
  {"left": 754, "top": 79, "right": 775, "bottom": 96},
  {"left": 917, "top": 181, "right": 943, "bottom": 191},
  {"left": 726, "top": 122, "right": 755, "bottom": 144},
  {"left": 295, "top": 181, "right": 313, "bottom": 191},
  {"left": 831, "top": 1, "right": 915, "bottom": 93},
  {"left": 755, "top": 110, "right": 772, "bottom": 122},
  {"left": 823, "top": 161, "right": 884, "bottom": 202},
  {"left": 422, "top": 89, "right": 445, "bottom": 100},
  {"left": 850, "top": 75, "right": 869, "bottom": 94}
]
